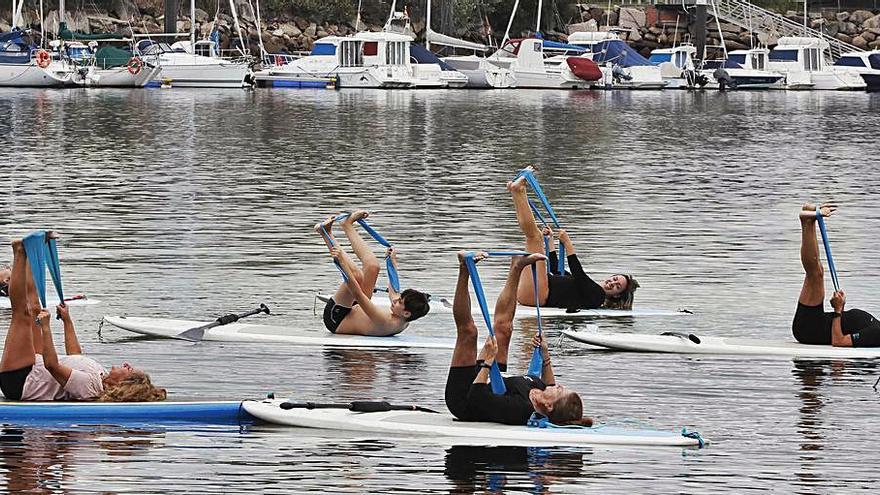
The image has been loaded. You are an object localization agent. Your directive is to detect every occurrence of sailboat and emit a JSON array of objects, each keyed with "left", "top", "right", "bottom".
[
  {"left": 136, "top": 0, "right": 252, "bottom": 88},
  {"left": 423, "top": 0, "right": 514, "bottom": 88},
  {"left": 0, "top": 1, "right": 74, "bottom": 87}
]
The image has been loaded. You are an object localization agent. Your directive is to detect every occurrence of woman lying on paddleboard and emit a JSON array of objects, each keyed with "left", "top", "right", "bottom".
[
  {"left": 446, "top": 251, "right": 591, "bottom": 426},
  {"left": 316, "top": 211, "right": 430, "bottom": 337},
  {"left": 794, "top": 204, "right": 880, "bottom": 347},
  {"left": 0, "top": 237, "right": 165, "bottom": 401},
  {"left": 507, "top": 173, "right": 638, "bottom": 311}
]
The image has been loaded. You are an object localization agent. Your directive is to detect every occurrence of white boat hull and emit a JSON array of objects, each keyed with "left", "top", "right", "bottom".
[
  {"left": 76, "top": 65, "right": 163, "bottom": 87},
  {"left": 0, "top": 63, "right": 73, "bottom": 87},
  {"left": 154, "top": 63, "right": 249, "bottom": 88}
]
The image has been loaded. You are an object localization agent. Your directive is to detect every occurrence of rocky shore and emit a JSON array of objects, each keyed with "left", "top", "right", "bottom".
[{"left": 2, "top": 2, "right": 878, "bottom": 58}]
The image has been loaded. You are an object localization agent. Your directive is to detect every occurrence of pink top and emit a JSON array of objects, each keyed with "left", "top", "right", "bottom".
[{"left": 21, "top": 354, "right": 106, "bottom": 401}]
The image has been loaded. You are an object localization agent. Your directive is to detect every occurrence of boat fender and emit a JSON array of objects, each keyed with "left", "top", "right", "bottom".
[
  {"left": 660, "top": 332, "right": 701, "bottom": 344},
  {"left": 127, "top": 57, "right": 143, "bottom": 75},
  {"left": 36, "top": 49, "right": 51, "bottom": 69}
]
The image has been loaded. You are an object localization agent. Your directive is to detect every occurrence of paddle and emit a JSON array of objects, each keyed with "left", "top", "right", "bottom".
[
  {"left": 176, "top": 304, "right": 271, "bottom": 341},
  {"left": 815, "top": 206, "right": 840, "bottom": 292},
  {"left": 279, "top": 401, "right": 438, "bottom": 414}
]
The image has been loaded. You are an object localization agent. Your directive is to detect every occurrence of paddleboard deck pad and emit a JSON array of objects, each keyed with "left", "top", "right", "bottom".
[
  {"left": 562, "top": 330, "right": 880, "bottom": 358},
  {"left": 242, "top": 399, "right": 706, "bottom": 447},
  {"left": 1, "top": 296, "right": 100, "bottom": 309},
  {"left": 0, "top": 401, "right": 252, "bottom": 427},
  {"left": 316, "top": 294, "right": 689, "bottom": 318},
  {"left": 102, "top": 316, "right": 455, "bottom": 349}
]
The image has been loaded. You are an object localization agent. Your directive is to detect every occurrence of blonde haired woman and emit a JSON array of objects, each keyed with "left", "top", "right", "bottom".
[{"left": 0, "top": 238, "right": 165, "bottom": 402}]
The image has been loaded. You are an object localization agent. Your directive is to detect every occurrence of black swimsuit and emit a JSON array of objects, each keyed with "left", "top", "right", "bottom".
[
  {"left": 445, "top": 365, "right": 546, "bottom": 425},
  {"left": 792, "top": 303, "right": 880, "bottom": 347},
  {"left": 322, "top": 298, "right": 354, "bottom": 334},
  {"left": 544, "top": 252, "right": 605, "bottom": 310}
]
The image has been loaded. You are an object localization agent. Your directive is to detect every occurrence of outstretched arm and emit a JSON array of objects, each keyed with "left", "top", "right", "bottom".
[
  {"left": 532, "top": 334, "right": 556, "bottom": 386},
  {"left": 38, "top": 310, "right": 73, "bottom": 387},
  {"left": 830, "top": 291, "right": 853, "bottom": 347},
  {"left": 56, "top": 304, "right": 82, "bottom": 355}
]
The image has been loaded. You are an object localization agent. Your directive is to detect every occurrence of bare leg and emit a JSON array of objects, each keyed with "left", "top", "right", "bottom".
[
  {"left": 340, "top": 211, "right": 380, "bottom": 296},
  {"left": 494, "top": 254, "right": 545, "bottom": 367},
  {"left": 316, "top": 216, "right": 366, "bottom": 306},
  {"left": 508, "top": 177, "right": 549, "bottom": 305},
  {"left": 450, "top": 252, "right": 479, "bottom": 367},
  {"left": 798, "top": 204, "right": 830, "bottom": 307},
  {"left": 0, "top": 241, "right": 37, "bottom": 372}
]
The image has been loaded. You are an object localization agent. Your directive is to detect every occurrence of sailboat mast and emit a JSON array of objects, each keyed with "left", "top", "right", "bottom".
[
  {"left": 501, "top": 0, "right": 520, "bottom": 47},
  {"left": 190, "top": 0, "right": 196, "bottom": 47},
  {"left": 535, "top": 0, "right": 542, "bottom": 34},
  {"left": 426, "top": 0, "right": 432, "bottom": 51},
  {"left": 228, "top": 0, "right": 247, "bottom": 55}
]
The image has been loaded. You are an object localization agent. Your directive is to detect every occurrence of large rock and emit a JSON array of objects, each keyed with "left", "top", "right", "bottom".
[
  {"left": 852, "top": 35, "right": 869, "bottom": 49},
  {"left": 864, "top": 14, "right": 880, "bottom": 29},
  {"left": 724, "top": 39, "right": 750, "bottom": 50},
  {"left": 625, "top": 27, "right": 642, "bottom": 43},
  {"left": 568, "top": 20, "right": 598, "bottom": 33},
  {"left": 618, "top": 7, "right": 646, "bottom": 31},
  {"left": 835, "top": 33, "right": 853, "bottom": 43},
  {"left": 841, "top": 21, "right": 858, "bottom": 35},
  {"left": 194, "top": 8, "right": 210, "bottom": 23},
  {"left": 280, "top": 22, "right": 301, "bottom": 37},
  {"left": 835, "top": 12, "right": 850, "bottom": 22},
  {"left": 823, "top": 22, "right": 839, "bottom": 37},
  {"left": 870, "top": 39, "right": 880, "bottom": 49},
  {"left": 304, "top": 22, "right": 317, "bottom": 38},
  {"left": 850, "top": 10, "right": 875, "bottom": 25},
  {"left": 862, "top": 31, "right": 877, "bottom": 42}
]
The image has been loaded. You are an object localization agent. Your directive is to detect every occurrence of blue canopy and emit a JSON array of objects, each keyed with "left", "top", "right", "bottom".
[
  {"left": 542, "top": 40, "right": 586, "bottom": 53},
  {"left": 588, "top": 39, "right": 654, "bottom": 67},
  {"left": 410, "top": 44, "right": 455, "bottom": 71}
]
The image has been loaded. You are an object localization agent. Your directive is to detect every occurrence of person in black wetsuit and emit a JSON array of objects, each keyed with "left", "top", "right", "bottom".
[
  {"left": 507, "top": 172, "right": 638, "bottom": 311},
  {"left": 793, "top": 203, "right": 880, "bottom": 347},
  {"left": 444, "top": 251, "right": 592, "bottom": 426}
]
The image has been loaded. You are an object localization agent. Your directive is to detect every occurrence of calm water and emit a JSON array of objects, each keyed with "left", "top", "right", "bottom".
[{"left": 1, "top": 87, "right": 880, "bottom": 493}]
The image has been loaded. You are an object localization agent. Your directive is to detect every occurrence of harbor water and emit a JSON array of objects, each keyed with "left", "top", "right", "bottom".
[{"left": 1, "top": 87, "right": 879, "bottom": 493}]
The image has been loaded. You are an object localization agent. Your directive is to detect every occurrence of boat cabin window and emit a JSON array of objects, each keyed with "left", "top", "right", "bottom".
[
  {"left": 835, "top": 56, "right": 866, "bottom": 68},
  {"left": 194, "top": 42, "right": 215, "bottom": 58},
  {"left": 385, "top": 41, "right": 407, "bottom": 66},
  {"left": 728, "top": 54, "right": 746, "bottom": 66},
  {"left": 751, "top": 53, "right": 766, "bottom": 70},
  {"left": 1, "top": 41, "right": 25, "bottom": 53},
  {"left": 311, "top": 43, "right": 336, "bottom": 56},
  {"left": 804, "top": 47, "right": 821, "bottom": 71},
  {"left": 870, "top": 54, "right": 880, "bottom": 70},
  {"left": 363, "top": 42, "right": 378, "bottom": 56},
  {"left": 648, "top": 53, "right": 672, "bottom": 64},
  {"left": 339, "top": 40, "right": 363, "bottom": 67},
  {"left": 769, "top": 49, "right": 798, "bottom": 62},
  {"left": 67, "top": 46, "right": 92, "bottom": 61},
  {"left": 674, "top": 51, "right": 688, "bottom": 68}
]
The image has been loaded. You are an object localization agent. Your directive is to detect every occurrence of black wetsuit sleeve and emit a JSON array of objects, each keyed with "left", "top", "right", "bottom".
[
  {"left": 467, "top": 383, "right": 534, "bottom": 425},
  {"left": 548, "top": 251, "right": 560, "bottom": 276},
  {"left": 567, "top": 254, "right": 606, "bottom": 308},
  {"left": 844, "top": 309, "right": 880, "bottom": 347}
]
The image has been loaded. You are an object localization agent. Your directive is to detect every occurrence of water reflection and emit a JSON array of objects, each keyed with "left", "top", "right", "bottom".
[{"left": 444, "top": 445, "right": 589, "bottom": 494}]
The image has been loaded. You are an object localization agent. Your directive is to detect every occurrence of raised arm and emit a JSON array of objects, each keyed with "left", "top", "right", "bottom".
[
  {"left": 56, "top": 304, "right": 82, "bottom": 355},
  {"left": 830, "top": 290, "right": 853, "bottom": 347},
  {"left": 532, "top": 334, "right": 556, "bottom": 386},
  {"left": 38, "top": 310, "right": 73, "bottom": 387}
]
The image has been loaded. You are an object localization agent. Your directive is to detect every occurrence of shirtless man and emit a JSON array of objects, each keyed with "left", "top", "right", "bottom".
[{"left": 316, "top": 211, "right": 430, "bottom": 337}]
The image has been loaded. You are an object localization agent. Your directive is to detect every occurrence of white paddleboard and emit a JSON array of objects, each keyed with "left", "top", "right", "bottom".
[
  {"left": 243, "top": 399, "right": 706, "bottom": 447},
  {"left": 316, "top": 294, "right": 689, "bottom": 318},
  {"left": 562, "top": 330, "right": 880, "bottom": 358},
  {"left": 0, "top": 296, "right": 100, "bottom": 309},
  {"left": 102, "top": 316, "right": 455, "bottom": 349}
]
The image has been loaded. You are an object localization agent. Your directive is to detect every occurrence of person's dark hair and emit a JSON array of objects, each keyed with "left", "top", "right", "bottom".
[
  {"left": 401, "top": 289, "right": 430, "bottom": 321},
  {"left": 602, "top": 274, "right": 640, "bottom": 310},
  {"left": 548, "top": 391, "right": 592, "bottom": 426}
]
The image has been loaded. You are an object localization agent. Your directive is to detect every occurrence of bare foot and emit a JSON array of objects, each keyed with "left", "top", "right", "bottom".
[
  {"left": 11, "top": 239, "right": 23, "bottom": 253},
  {"left": 458, "top": 250, "right": 488, "bottom": 265},
  {"left": 314, "top": 215, "right": 336, "bottom": 235},
  {"left": 507, "top": 177, "right": 527, "bottom": 194},
  {"left": 347, "top": 210, "right": 369, "bottom": 224},
  {"left": 513, "top": 253, "right": 546, "bottom": 269},
  {"left": 46, "top": 231, "right": 61, "bottom": 241}
]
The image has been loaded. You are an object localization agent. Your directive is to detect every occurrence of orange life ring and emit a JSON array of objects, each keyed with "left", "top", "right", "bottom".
[
  {"left": 127, "top": 57, "right": 143, "bottom": 75},
  {"left": 35, "top": 49, "right": 51, "bottom": 69}
]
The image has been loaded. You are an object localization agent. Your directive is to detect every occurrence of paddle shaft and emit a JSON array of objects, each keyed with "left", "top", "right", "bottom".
[
  {"left": 176, "top": 304, "right": 270, "bottom": 341},
  {"left": 280, "top": 401, "right": 438, "bottom": 413}
]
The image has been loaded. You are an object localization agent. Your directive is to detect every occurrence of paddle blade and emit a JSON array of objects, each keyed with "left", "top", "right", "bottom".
[
  {"left": 527, "top": 347, "right": 544, "bottom": 378},
  {"left": 489, "top": 363, "right": 507, "bottom": 395},
  {"left": 176, "top": 324, "right": 211, "bottom": 342}
]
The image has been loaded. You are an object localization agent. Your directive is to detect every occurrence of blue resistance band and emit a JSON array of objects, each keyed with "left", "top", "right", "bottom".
[
  {"left": 517, "top": 169, "right": 565, "bottom": 274},
  {"left": 320, "top": 224, "right": 349, "bottom": 283},
  {"left": 465, "top": 251, "right": 546, "bottom": 394},
  {"left": 816, "top": 207, "right": 840, "bottom": 292},
  {"left": 22, "top": 231, "right": 64, "bottom": 308},
  {"left": 529, "top": 200, "right": 552, "bottom": 274},
  {"left": 329, "top": 214, "right": 401, "bottom": 292}
]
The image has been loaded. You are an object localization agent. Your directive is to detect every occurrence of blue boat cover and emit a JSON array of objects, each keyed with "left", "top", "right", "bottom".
[
  {"left": 0, "top": 401, "right": 253, "bottom": 427},
  {"left": 0, "top": 29, "right": 34, "bottom": 65},
  {"left": 410, "top": 44, "right": 455, "bottom": 70},
  {"left": 541, "top": 40, "right": 586, "bottom": 53},
  {"left": 587, "top": 40, "right": 654, "bottom": 67}
]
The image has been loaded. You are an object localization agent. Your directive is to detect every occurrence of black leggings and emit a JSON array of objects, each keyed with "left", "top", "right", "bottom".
[
  {"left": 0, "top": 365, "right": 32, "bottom": 400},
  {"left": 793, "top": 303, "right": 880, "bottom": 347}
]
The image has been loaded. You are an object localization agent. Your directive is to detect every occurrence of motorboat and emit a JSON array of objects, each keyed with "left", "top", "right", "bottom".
[
  {"left": 487, "top": 37, "right": 601, "bottom": 89},
  {"left": 767, "top": 37, "right": 865, "bottom": 90},
  {"left": 702, "top": 48, "right": 784, "bottom": 90},
  {"left": 648, "top": 44, "right": 704, "bottom": 89},
  {"left": 832, "top": 50, "right": 880, "bottom": 91},
  {"left": 136, "top": 39, "right": 250, "bottom": 88},
  {"left": 567, "top": 31, "right": 666, "bottom": 89}
]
